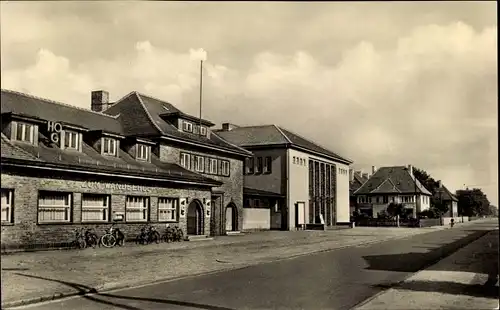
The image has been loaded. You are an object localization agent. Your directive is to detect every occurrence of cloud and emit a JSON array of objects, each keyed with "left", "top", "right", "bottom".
[{"left": 1, "top": 15, "right": 497, "bottom": 205}]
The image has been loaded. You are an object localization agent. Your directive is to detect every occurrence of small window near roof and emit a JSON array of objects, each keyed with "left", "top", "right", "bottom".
[
  {"left": 136, "top": 144, "right": 149, "bottom": 161},
  {"left": 102, "top": 137, "right": 117, "bottom": 156},
  {"left": 200, "top": 126, "right": 207, "bottom": 136},
  {"left": 64, "top": 130, "right": 80, "bottom": 150},
  {"left": 162, "top": 105, "right": 170, "bottom": 111},
  {"left": 14, "top": 122, "right": 36, "bottom": 144},
  {"left": 182, "top": 121, "right": 193, "bottom": 133}
]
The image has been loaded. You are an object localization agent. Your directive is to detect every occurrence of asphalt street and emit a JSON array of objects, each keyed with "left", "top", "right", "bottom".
[{"left": 12, "top": 220, "right": 498, "bottom": 310}]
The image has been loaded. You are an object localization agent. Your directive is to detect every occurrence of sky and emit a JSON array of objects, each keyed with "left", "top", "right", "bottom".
[{"left": 1, "top": 1, "right": 497, "bottom": 205}]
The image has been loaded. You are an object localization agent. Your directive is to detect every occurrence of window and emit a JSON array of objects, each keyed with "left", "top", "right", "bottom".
[
  {"left": 264, "top": 156, "right": 272, "bottom": 173},
  {"left": 38, "top": 191, "right": 71, "bottom": 223},
  {"left": 383, "top": 196, "right": 389, "bottom": 203},
  {"left": 15, "top": 122, "right": 35, "bottom": 143},
  {"left": 102, "top": 137, "right": 117, "bottom": 156},
  {"left": 256, "top": 157, "right": 263, "bottom": 173},
  {"left": 193, "top": 125, "right": 200, "bottom": 134},
  {"left": 209, "top": 158, "right": 218, "bottom": 174},
  {"left": 180, "top": 153, "right": 191, "bottom": 169},
  {"left": 293, "top": 157, "right": 296, "bottom": 164},
  {"left": 194, "top": 156, "right": 204, "bottom": 172},
  {"left": 137, "top": 144, "right": 150, "bottom": 161},
  {"left": 254, "top": 199, "right": 260, "bottom": 207},
  {"left": 125, "top": 196, "right": 149, "bottom": 222},
  {"left": 200, "top": 127, "right": 207, "bottom": 136},
  {"left": 64, "top": 130, "right": 80, "bottom": 150},
  {"left": 246, "top": 158, "right": 255, "bottom": 174},
  {"left": 182, "top": 121, "right": 193, "bottom": 133},
  {"left": 221, "top": 160, "right": 230, "bottom": 176},
  {"left": 82, "top": 194, "right": 109, "bottom": 222},
  {"left": 1, "top": 189, "right": 13, "bottom": 223},
  {"left": 158, "top": 198, "right": 178, "bottom": 222}
]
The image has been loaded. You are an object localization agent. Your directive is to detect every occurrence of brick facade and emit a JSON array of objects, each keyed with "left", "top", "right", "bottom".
[
  {"left": 156, "top": 143, "right": 244, "bottom": 236},
  {"left": 1, "top": 169, "right": 211, "bottom": 249}
]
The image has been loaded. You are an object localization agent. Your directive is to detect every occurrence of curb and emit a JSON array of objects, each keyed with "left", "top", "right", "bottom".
[
  {"left": 348, "top": 229, "right": 493, "bottom": 310},
  {"left": 1, "top": 231, "right": 429, "bottom": 309}
]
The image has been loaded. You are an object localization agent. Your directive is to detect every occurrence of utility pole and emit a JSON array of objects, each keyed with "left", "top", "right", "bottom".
[{"left": 199, "top": 59, "right": 203, "bottom": 135}]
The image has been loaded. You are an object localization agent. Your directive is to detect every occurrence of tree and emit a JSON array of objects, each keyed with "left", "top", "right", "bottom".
[
  {"left": 386, "top": 202, "right": 405, "bottom": 219},
  {"left": 413, "top": 167, "right": 447, "bottom": 216},
  {"left": 455, "top": 188, "right": 491, "bottom": 217}
]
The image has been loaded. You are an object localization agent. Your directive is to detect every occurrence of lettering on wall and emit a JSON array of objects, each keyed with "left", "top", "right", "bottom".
[
  {"left": 82, "top": 181, "right": 152, "bottom": 192},
  {"left": 47, "top": 121, "right": 62, "bottom": 144},
  {"left": 205, "top": 199, "right": 211, "bottom": 218},
  {"left": 179, "top": 198, "right": 187, "bottom": 218}
]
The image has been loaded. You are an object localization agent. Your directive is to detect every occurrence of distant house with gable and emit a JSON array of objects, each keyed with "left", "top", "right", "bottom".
[{"left": 353, "top": 165, "right": 433, "bottom": 218}]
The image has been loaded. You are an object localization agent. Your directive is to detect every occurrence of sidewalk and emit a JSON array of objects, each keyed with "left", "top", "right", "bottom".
[
  {"left": 354, "top": 228, "right": 499, "bottom": 310},
  {"left": 0, "top": 219, "right": 486, "bottom": 308}
]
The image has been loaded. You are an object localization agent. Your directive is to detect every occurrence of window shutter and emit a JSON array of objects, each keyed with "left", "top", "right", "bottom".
[
  {"left": 33, "top": 124, "right": 39, "bottom": 146},
  {"left": 10, "top": 121, "right": 17, "bottom": 141}
]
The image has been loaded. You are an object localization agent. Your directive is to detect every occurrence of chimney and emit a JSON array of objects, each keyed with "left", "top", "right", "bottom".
[
  {"left": 221, "top": 123, "right": 239, "bottom": 131},
  {"left": 438, "top": 180, "right": 442, "bottom": 188},
  {"left": 349, "top": 168, "right": 354, "bottom": 182},
  {"left": 91, "top": 90, "right": 110, "bottom": 112},
  {"left": 372, "top": 166, "right": 377, "bottom": 174},
  {"left": 407, "top": 164, "right": 413, "bottom": 176}
]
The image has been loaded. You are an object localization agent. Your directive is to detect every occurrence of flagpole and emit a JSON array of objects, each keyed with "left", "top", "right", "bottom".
[{"left": 199, "top": 59, "right": 203, "bottom": 135}]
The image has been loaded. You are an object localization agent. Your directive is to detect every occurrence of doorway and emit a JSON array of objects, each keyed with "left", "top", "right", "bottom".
[
  {"left": 187, "top": 200, "right": 203, "bottom": 235},
  {"left": 225, "top": 203, "right": 238, "bottom": 232}
]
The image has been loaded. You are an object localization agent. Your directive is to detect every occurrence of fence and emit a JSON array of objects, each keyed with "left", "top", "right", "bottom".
[{"left": 355, "top": 218, "right": 440, "bottom": 228}]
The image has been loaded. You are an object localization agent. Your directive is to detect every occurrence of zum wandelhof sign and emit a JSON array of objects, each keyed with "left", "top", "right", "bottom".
[{"left": 82, "top": 181, "right": 152, "bottom": 193}]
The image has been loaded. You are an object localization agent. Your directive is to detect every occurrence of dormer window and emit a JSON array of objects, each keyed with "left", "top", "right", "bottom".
[
  {"left": 136, "top": 144, "right": 150, "bottom": 161},
  {"left": 102, "top": 137, "right": 117, "bottom": 156},
  {"left": 193, "top": 125, "right": 199, "bottom": 135},
  {"left": 14, "top": 122, "right": 35, "bottom": 144},
  {"left": 200, "top": 126, "right": 207, "bottom": 136},
  {"left": 182, "top": 121, "right": 193, "bottom": 133},
  {"left": 63, "top": 130, "right": 80, "bottom": 150}
]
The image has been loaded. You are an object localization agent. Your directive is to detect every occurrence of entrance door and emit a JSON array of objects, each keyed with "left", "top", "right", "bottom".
[
  {"left": 187, "top": 201, "right": 202, "bottom": 235},
  {"left": 225, "top": 204, "right": 237, "bottom": 232}
]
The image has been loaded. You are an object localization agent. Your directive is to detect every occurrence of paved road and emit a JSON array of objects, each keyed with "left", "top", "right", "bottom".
[{"left": 12, "top": 220, "right": 498, "bottom": 310}]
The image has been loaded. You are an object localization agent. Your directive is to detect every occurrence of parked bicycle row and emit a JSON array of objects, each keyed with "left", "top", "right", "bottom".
[{"left": 73, "top": 224, "right": 185, "bottom": 249}]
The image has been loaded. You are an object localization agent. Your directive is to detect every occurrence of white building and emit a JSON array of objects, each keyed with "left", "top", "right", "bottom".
[{"left": 216, "top": 124, "right": 352, "bottom": 230}]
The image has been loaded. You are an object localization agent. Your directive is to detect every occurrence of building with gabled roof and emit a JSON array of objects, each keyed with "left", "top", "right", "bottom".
[
  {"left": 349, "top": 168, "right": 370, "bottom": 216},
  {"left": 215, "top": 123, "right": 352, "bottom": 230},
  {"left": 1, "top": 88, "right": 251, "bottom": 250},
  {"left": 353, "top": 165, "right": 432, "bottom": 218},
  {"left": 434, "top": 180, "right": 459, "bottom": 217}
]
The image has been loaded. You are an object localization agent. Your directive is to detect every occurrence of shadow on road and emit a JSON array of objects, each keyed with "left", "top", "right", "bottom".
[
  {"left": 11, "top": 273, "right": 235, "bottom": 310},
  {"left": 362, "top": 230, "right": 490, "bottom": 273}
]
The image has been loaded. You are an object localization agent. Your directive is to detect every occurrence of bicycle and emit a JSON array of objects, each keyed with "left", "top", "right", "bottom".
[
  {"left": 100, "top": 224, "right": 125, "bottom": 248},
  {"left": 73, "top": 228, "right": 87, "bottom": 249},
  {"left": 84, "top": 227, "right": 99, "bottom": 248},
  {"left": 136, "top": 225, "right": 160, "bottom": 245}
]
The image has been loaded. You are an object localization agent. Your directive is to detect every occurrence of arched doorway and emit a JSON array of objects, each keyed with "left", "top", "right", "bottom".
[
  {"left": 225, "top": 203, "right": 238, "bottom": 232},
  {"left": 187, "top": 200, "right": 203, "bottom": 235}
]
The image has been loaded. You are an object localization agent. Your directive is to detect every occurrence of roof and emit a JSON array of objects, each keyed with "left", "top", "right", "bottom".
[
  {"left": 103, "top": 92, "right": 252, "bottom": 157},
  {"left": 214, "top": 125, "right": 352, "bottom": 164},
  {"left": 1, "top": 89, "right": 123, "bottom": 135},
  {"left": 1, "top": 133, "right": 42, "bottom": 162},
  {"left": 354, "top": 166, "right": 432, "bottom": 195},
  {"left": 349, "top": 172, "right": 369, "bottom": 194},
  {"left": 2, "top": 132, "right": 222, "bottom": 186},
  {"left": 243, "top": 187, "right": 286, "bottom": 198},
  {"left": 434, "top": 185, "right": 458, "bottom": 202}
]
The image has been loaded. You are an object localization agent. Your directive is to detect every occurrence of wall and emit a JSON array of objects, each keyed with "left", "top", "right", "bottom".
[
  {"left": 334, "top": 161, "right": 350, "bottom": 223},
  {"left": 242, "top": 209, "right": 270, "bottom": 230},
  {"left": 244, "top": 148, "right": 286, "bottom": 194},
  {"left": 157, "top": 143, "right": 244, "bottom": 236},
  {"left": 287, "top": 148, "right": 310, "bottom": 230},
  {"left": 1, "top": 171, "right": 211, "bottom": 249}
]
